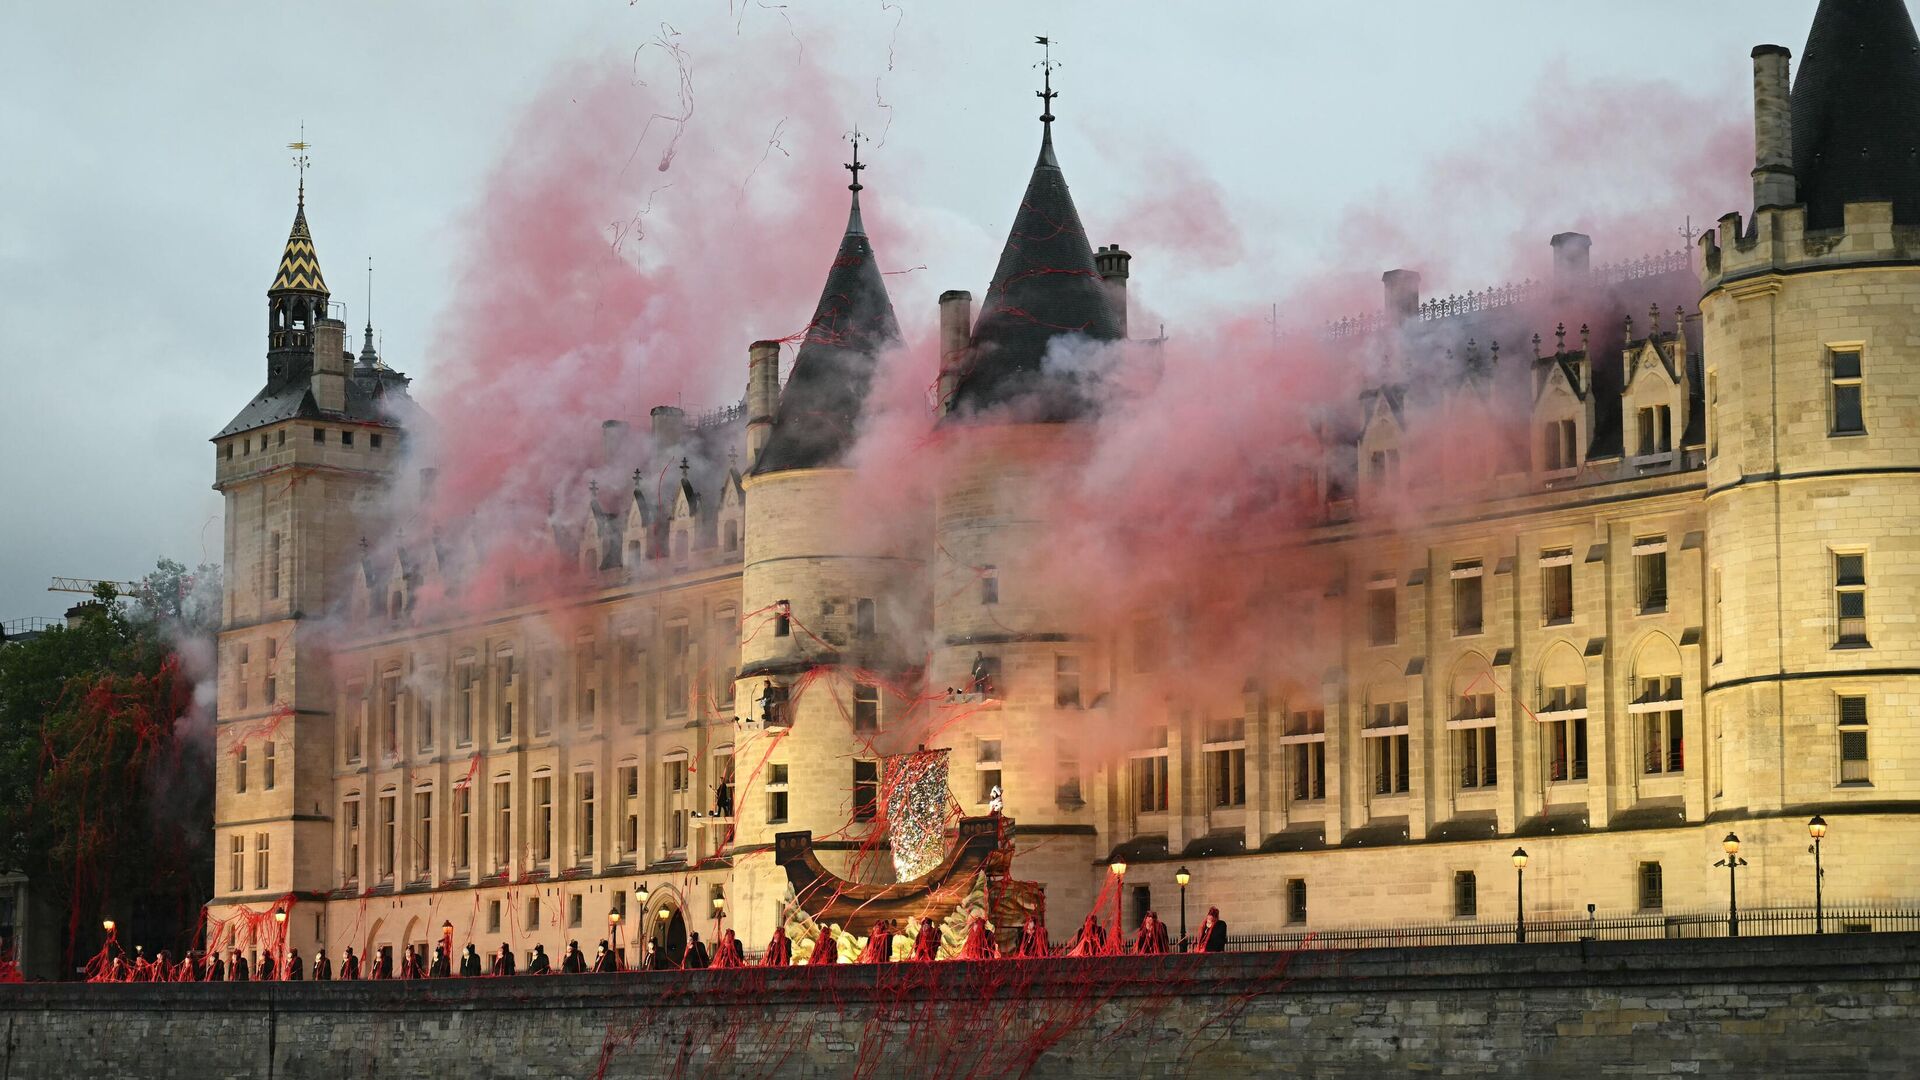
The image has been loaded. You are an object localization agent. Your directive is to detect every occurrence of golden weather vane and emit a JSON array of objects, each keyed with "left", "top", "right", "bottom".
[
  {"left": 288, "top": 122, "right": 311, "bottom": 202},
  {"left": 844, "top": 125, "right": 867, "bottom": 192}
]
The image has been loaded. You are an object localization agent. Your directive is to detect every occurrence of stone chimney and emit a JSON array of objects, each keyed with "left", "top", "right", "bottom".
[
  {"left": 649, "top": 404, "right": 686, "bottom": 447},
  {"left": 1382, "top": 269, "right": 1421, "bottom": 323},
  {"left": 601, "top": 419, "right": 631, "bottom": 465},
  {"left": 311, "top": 316, "right": 349, "bottom": 413},
  {"left": 1095, "top": 244, "right": 1132, "bottom": 338},
  {"left": 1550, "top": 233, "right": 1592, "bottom": 288},
  {"left": 1751, "top": 45, "right": 1797, "bottom": 210},
  {"left": 937, "top": 291, "right": 973, "bottom": 413},
  {"left": 745, "top": 340, "right": 781, "bottom": 465}
]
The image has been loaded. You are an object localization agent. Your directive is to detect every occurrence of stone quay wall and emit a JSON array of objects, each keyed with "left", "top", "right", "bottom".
[{"left": 2, "top": 933, "right": 1915, "bottom": 1079}]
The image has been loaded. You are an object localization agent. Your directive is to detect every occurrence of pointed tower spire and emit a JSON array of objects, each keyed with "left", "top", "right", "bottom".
[
  {"left": 752, "top": 144, "right": 902, "bottom": 474},
  {"left": 359, "top": 256, "right": 378, "bottom": 366},
  {"left": 948, "top": 38, "right": 1123, "bottom": 421},
  {"left": 1792, "top": 0, "right": 1920, "bottom": 229}
]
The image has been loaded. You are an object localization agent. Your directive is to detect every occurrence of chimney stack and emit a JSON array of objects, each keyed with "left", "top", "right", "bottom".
[
  {"left": 1550, "top": 233, "right": 1592, "bottom": 288},
  {"left": 1751, "top": 45, "right": 1797, "bottom": 210},
  {"left": 649, "top": 404, "right": 686, "bottom": 447},
  {"left": 312, "top": 316, "right": 349, "bottom": 412},
  {"left": 745, "top": 340, "right": 781, "bottom": 465},
  {"left": 1095, "top": 244, "right": 1132, "bottom": 338},
  {"left": 600, "top": 419, "right": 631, "bottom": 465},
  {"left": 937, "top": 291, "right": 973, "bottom": 414},
  {"left": 1382, "top": 269, "right": 1421, "bottom": 323}
]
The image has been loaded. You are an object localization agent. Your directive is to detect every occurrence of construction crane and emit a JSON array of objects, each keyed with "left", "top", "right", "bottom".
[{"left": 48, "top": 576, "right": 149, "bottom": 599}]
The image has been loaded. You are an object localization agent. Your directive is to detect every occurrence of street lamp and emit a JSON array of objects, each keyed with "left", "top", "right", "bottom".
[
  {"left": 1109, "top": 860, "right": 1127, "bottom": 935},
  {"left": 1715, "top": 833, "right": 1749, "bottom": 937},
  {"left": 1175, "top": 866, "right": 1191, "bottom": 950},
  {"left": 608, "top": 910, "right": 623, "bottom": 964},
  {"left": 636, "top": 882, "right": 650, "bottom": 907},
  {"left": 1808, "top": 816, "right": 1829, "bottom": 935},
  {"left": 101, "top": 919, "right": 115, "bottom": 935},
  {"left": 1511, "top": 848, "right": 1529, "bottom": 943}
]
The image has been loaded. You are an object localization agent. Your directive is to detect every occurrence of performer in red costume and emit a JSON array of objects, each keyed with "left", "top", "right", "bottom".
[
  {"left": 1014, "top": 914, "right": 1050, "bottom": 958},
  {"left": 807, "top": 926, "right": 840, "bottom": 966},
  {"left": 711, "top": 929, "right": 743, "bottom": 969},
  {"left": 339, "top": 946, "right": 360, "bottom": 980},
  {"left": 683, "top": 933, "right": 711, "bottom": 969},
  {"left": 1132, "top": 911, "right": 1169, "bottom": 955},
  {"left": 490, "top": 942, "right": 515, "bottom": 977},
  {"left": 957, "top": 916, "right": 998, "bottom": 961},
  {"left": 312, "top": 948, "right": 333, "bottom": 981},
  {"left": 1195, "top": 906, "right": 1228, "bottom": 953},
  {"left": 911, "top": 917, "right": 940, "bottom": 961},
  {"left": 1065, "top": 914, "right": 1107, "bottom": 957},
  {"left": 562, "top": 941, "right": 587, "bottom": 974},
  {"left": 590, "top": 941, "right": 616, "bottom": 973},
  {"left": 762, "top": 926, "right": 792, "bottom": 967},
  {"left": 858, "top": 920, "right": 894, "bottom": 964}
]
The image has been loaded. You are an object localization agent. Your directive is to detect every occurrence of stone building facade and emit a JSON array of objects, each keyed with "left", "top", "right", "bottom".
[{"left": 208, "top": 0, "right": 1920, "bottom": 967}]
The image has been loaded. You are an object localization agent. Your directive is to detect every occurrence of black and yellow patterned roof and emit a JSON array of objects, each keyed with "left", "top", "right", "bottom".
[{"left": 270, "top": 201, "right": 328, "bottom": 294}]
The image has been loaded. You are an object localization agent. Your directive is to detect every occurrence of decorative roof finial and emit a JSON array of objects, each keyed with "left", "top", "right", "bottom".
[
  {"left": 680, "top": 457, "right": 691, "bottom": 479},
  {"left": 1532, "top": 332, "right": 1542, "bottom": 358},
  {"left": 632, "top": 468, "right": 644, "bottom": 488},
  {"left": 1649, "top": 302, "right": 1661, "bottom": 335},
  {"left": 360, "top": 256, "right": 378, "bottom": 365},
  {"left": 1035, "top": 36, "right": 1059, "bottom": 127},
  {"left": 1625, "top": 312, "right": 1635, "bottom": 340},
  {"left": 841, "top": 126, "right": 868, "bottom": 237},
  {"left": 287, "top": 123, "right": 310, "bottom": 208},
  {"left": 1554, "top": 322, "right": 1567, "bottom": 354},
  {"left": 1034, "top": 36, "right": 1060, "bottom": 166},
  {"left": 1579, "top": 323, "right": 1590, "bottom": 352}
]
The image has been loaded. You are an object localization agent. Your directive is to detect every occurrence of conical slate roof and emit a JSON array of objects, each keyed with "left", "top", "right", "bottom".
[
  {"left": 271, "top": 192, "right": 329, "bottom": 295},
  {"left": 1792, "top": 0, "right": 1920, "bottom": 230},
  {"left": 753, "top": 184, "right": 901, "bottom": 473},
  {"left": 948, "top": 126, "right": 1123, "bottom": 421}
]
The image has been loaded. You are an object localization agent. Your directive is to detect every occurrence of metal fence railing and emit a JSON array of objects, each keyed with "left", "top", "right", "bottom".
[{"left": 1222, "top": 903, "right": 1920, "bottom": 953}]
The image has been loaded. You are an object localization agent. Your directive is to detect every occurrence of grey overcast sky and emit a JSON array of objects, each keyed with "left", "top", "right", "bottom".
[{"left": 0, "top": 1, "right": 1820, "bottom": 622}]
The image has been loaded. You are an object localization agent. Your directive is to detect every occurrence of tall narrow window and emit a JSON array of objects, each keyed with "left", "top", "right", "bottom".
[
  {"left": 1452, "top": 562, "right": 1483, "bottom": 636},
  {"left": 1373, "top": 734, "right": 1410, "bottom": 794},
  {"left": 497, "top": 650, "right": 516, "bottom": 740},
  {"left": 268, "top": 533, "right": 282, "bottom": 600},
  {"left": 981, "top": 566, "right": 999, "bottom": 605},
  {"left": 263, "top": 740, "right": 276, "bottom": 790},
  {"left": 1634, "top": 536, "right": 1668, "bottom": 614},
  {"left": 1208, "top": 743, "right": 1246, "bottom": 808},
  {"left": 1835, "top": 553, "right": 1868, "bottom": 646},
  {"left": 382, "top": 672, "right": 401, "bottom": 756},
  {"left": 457, "top": 662, "right": 475, "bottom": 747},
  {"left": 1636, "top": 405, "right": 1672, "bottom": 455},
  {"left": 1054, "top": 654, "right": 1082, "bottom": 707},
  {"left": 1712, "top": 568, "right": 1724, "bottom": 664},
  {"left": 238, "top": 646, "right": 250, "bottom": 709},
  {"left": 619, "top": 766, "right": 640, "bottom": 856},
  {"left": 1838, "top": 696, "right": 1870, "bottom": 784},
  {"left": 1367, "top": 581, "right": 1397, "bottom": 646},
  {"left": 235, "top": 744, "right": 249, "bottom": 794},
  {"left": 852, "top": 760, "right": 880, "bottom": 822},
  {"left": 1831, "top": 349, "right": 1865, "bottom": 434},
  {"left": 666, "top": 623, "right": 690, "bottom": 715},
  {"left": 492, "top": 780, "right": 513, "bottom": 873},
  {"left": 1131, "top": 753, "right": 1170, "bottom": 812},
  {"left": 230, "top": 835, "right": 245, "bottom": 892},
  {"left": 1286, "top": 879, "right": 1308, "bottom": 924},
  {"left": 766, "top": 763, "right": 790, "bottom": 825},
  {"left": 532, "top": 776, "right": 553, "bottom": 863},
  {"left": 1369, "top": 448, "right": 1400, "bottom": 484},
  {"left": 1288, "top": 709, "right": 1327, "bottom": 802},
  {"left": 1636, "top": 676, "right": 1685, "bottom": 774},
  {"left": 343, "top": 799, "right": 362, "bottom": 885},
  {"left": 1540, "top": 549, "right": 1574, "bottom": 623},
  {"left": 1706, "top": 372, "right": 1719, "bottom": 459},
  {"left": 1455, "top": 688, "right": 1497, "bottom": 789},
  {"left": 850, "top": 682, "right": 880, "bottom": 733},
  {"left": 419, "top": 688, "right": 435, "bottom": 750},
  {"left": 1541, "top": 681, "right": 1589, "bottom": 782},
  {"left": 259, "top": 826, "right": 278, "bottom": 887},
  {"left": 1638, "top": 861, "right": 1664, "bottom": 910},
  {"left": 575, "top": 772, "right": 595, "bottom": 864},
  {"left": 1453, "top": 871, "right": 1477, "bottom": 918},
  {"left": 453, "top": 786, "right": 471, "bottom": 871},
  {"left": 854, "top": 598, "right": 876, "bottom": 638},
  {"left": 378, "top": 793, "right": 397, "bottom": 881},
  {"left": 413, "top": 789, "right": 434, "bottom": 879}
]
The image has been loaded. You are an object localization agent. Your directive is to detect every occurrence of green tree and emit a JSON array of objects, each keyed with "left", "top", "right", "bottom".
[{"left": 0, "top": 559, "right": 219, "bottom": 974}]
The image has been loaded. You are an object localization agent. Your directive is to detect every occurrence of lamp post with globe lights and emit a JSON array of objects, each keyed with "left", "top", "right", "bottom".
[{"left": 1715, "top": 833, "right": 1749, "bottom": 937}]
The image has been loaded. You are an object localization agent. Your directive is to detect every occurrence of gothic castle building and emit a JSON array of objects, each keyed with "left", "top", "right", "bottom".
[{"left": 210, "top": 0, "right": 1920, "bottom": 964}]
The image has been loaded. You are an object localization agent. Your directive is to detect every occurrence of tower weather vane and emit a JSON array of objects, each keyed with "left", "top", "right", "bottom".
[
  {"left": 844, "top": 125, "right": 867, "bottom": 192},
  {"left": 287, "top": 122, "right": 311, "bottom": 202},
  {"left": 1035, "top": 36, "right": 1059, "bottom": 124}
]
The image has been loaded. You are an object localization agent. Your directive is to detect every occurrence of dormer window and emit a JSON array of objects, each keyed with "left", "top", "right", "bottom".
[
  {"left": 1635, "top": 406, "right": 1671, "bottom": 457},
  {"left": 1542, "top": 419, "right": 1578, "bottom": 471},
  {"left": 1368, "top": 448, "right": 1400, "bottom": 484}
]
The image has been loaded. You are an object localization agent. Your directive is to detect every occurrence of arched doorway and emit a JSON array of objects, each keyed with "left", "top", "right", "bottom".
[{"left": 653, "top": 906, "right": 687, "bottom": 965}]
